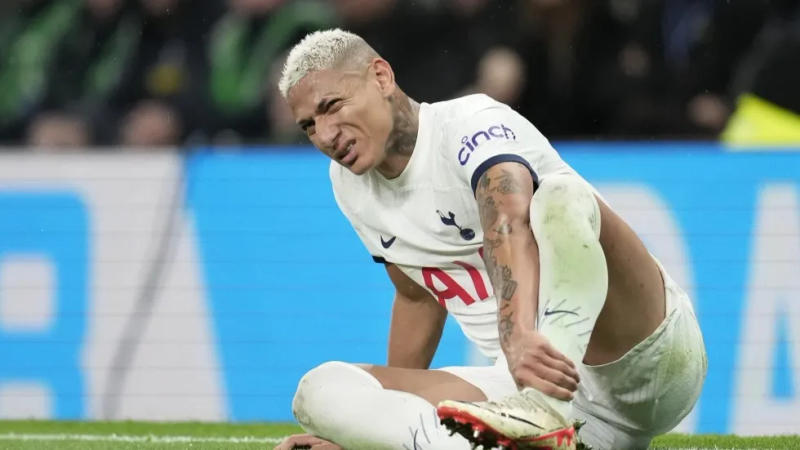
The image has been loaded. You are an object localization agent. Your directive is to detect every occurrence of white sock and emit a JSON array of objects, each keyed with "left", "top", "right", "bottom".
[
  {"left": 528, "top": 174, "right": 609, "bottom": 420},
  {"left": 292, "top": 361, "right": 471, "bottom": 450}
]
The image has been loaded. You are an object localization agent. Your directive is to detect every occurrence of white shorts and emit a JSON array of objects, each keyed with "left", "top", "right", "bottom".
[{"left": 438, "top": 264, "right": 708, "bottom": 449}]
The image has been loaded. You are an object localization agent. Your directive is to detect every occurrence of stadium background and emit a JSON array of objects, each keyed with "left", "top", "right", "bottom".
[{"left": 1, "top": 0, "right": 800, "bottom": 439}]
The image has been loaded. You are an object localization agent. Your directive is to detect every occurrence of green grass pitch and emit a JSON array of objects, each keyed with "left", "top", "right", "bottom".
[{"left": 0, "top": 421, "right": 798, "bottom": 449}]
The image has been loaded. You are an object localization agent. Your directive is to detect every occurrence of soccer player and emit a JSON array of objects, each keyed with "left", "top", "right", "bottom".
[{"left": 275, "top": 29, "right": 707, "bottom": 450}]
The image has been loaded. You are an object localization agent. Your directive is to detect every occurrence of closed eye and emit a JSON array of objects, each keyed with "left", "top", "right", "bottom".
[
  {"left": 326, "top": 98, "right": 343, "bottom": 112},
  {"left": 299, "top": 120, "right": 313, "bottom": 133},
  {"left": 297, "top": 97, "right": 343, "bottom": 135}
]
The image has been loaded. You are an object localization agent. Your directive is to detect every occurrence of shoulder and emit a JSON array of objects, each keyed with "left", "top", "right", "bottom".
[
  {"left": 328, "top": 160, "right": 343, "bottom": 185},
  {"left": 424, "top": 95, "right": 569, "bottom": 191},
  {"left": 329, "top": 160, "right": 365, "bottom": 189},
  {"left": 430, "top": 94, "right": 511, "bottom": 124},
  {"left": 329, "top": 161, "right": 361, "bottom": 212},
  {"left": 430, "top": 94, "right": 531, "bottom": 144},
  {"left": 431, "top": 95, "right": 546, "bottom": 157}
]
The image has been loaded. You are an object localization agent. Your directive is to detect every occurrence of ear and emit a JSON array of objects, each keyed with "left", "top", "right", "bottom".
[{"left": 369, "top": 58, "right": 397, "bottom": 98}]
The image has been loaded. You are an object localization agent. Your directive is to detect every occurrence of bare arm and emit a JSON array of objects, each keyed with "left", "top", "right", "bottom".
[
  {"left": 477, "top": 163, "right": 539, "bottom": 347},
  {"left": 384, "top": 263, "right": 447, "bottom": 369},
  {"left": 476, "top": 162, "right": 579, "bottom": 399}
]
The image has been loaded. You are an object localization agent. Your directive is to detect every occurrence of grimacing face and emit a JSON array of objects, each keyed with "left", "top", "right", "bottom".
[{"left": 287, "top": 59, "right": 396, "bottom": 175}]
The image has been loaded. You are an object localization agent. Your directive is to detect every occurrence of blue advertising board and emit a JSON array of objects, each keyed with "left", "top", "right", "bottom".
[{"left": 0, "top": 145, "right": 798, "bottom": 434}]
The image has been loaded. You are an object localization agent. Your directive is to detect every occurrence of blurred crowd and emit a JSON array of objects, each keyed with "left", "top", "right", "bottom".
[{"left": 0, "top": 0, "right": 798, "bottom": 149}]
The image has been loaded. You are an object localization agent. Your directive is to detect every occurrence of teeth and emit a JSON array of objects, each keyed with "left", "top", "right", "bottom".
[{"left": 337, "top": 143, "right": 354, "bottom": 161}]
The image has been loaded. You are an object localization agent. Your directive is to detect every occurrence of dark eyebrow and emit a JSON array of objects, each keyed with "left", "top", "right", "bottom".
[
  {"left": 317, "top": 97, "right": 339, "bottom": 114},
  {"left": 297, "top": 97, "right": 339, "bottom": 130}
]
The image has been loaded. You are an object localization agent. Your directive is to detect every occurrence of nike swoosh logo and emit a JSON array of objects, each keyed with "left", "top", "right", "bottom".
[
  {"left": 380, "top": 235, "right": 396, "bottom": 249},
  {"left": 543, "top": 309, "right": 578, "bottom": 317},
  {"left": 467, "top": 403, "right": 545, "bottom": 429}
]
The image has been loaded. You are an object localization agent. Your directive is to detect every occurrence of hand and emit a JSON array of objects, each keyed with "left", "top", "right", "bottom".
[
  {"left": 274, "top": 433, "right": 343, "bottom": 450},
  {"left": 504, "top": 329, "right": 580, "bottom": 400}
]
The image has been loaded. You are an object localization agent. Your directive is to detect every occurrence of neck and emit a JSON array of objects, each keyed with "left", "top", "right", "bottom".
[{"left": 376, "top": 90, "right": 420, "bottom": 179}]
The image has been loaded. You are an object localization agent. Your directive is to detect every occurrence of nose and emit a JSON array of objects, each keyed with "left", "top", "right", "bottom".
[{"left": 315, "top": 115, "right": 340, "bottom": 152}]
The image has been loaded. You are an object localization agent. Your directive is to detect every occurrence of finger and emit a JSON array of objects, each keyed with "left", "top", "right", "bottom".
[
  {"left": 541, "top": 354, "right": 581, "bottom": 384},
  {"left": 274, "top": 436, "right": 300, "bottom": 450},
  {"left": 294, "top": 435, "right": 339, "bottom": 449},
  {"left": 516, "top": 352, "right": 580, "bottom": 386},
  {"left": 533, "top": 363, "right": 579, "bottom": 392},
  {"left": 517, "top": 359, "right": 577, "bottom": 392},
  {"left": 275, "top": 434, "right": 320, "bottom": 450},
  {"left": 274, "top": 439, "right": 292, "bottom": 450},
  {"left": 288, "top": 439, "right": 313, "bottom": 450},
  {"left": 514, "top": 370, "right": 575, "bottom": 401},
  {"left": 542, "top": 343, "right": 577, "bottom": 369},
  {"left": 519, "top": 372, "right": 575, "bottom": 401}
]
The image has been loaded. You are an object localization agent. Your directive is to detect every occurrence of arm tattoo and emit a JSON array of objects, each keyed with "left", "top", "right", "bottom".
[
  {"left": 485, "top": 236, "right": 503, "bottom": 249},
  {"left": 475, "top": 167, "right": 532, "bottom": 348},
  {"left": 499, "top": 265, "right": 517, "bottom": 302},
  {"left": 496, "top": 169, "right": 523, "bottom": 194},
  {"left": 495, "top": 223, "right": 512, "bottom": 235},
  {"left": 499, "top": 311, "right": 514, "bottom": 345},
  {"left": 479, "top": 172, "right": 492, "bottom": 191},
  {"left": 476, "top": 167, "right": 532, "bottom": 349},
  {"left": 480, "top": 195, "right": 499, "bottom": 227}
]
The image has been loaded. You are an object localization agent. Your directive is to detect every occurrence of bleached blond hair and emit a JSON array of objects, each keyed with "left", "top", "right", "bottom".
[{"left": 278, "top": 29, "right": 378, "bottom": 98}]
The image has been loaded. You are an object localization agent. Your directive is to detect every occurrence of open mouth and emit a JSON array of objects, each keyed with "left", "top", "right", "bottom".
[{"left": 340, "top": 141, "right": 356, "bottom": 165}]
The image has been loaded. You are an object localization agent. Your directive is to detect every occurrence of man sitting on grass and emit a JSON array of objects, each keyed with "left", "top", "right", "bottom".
[{"left": 275, "top": 29, "right": 707, "bottom": 450}]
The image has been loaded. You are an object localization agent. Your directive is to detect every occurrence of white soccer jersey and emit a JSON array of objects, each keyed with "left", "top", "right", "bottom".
[{"left": 330, "top": 94, "right": 576, "bottom": 358}]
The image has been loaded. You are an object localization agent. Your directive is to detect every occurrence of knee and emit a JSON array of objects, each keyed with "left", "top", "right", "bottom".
[
  {"left": 292, "top": 361, "right": 343, "bottom": 428},
  {"left": 292, "top": 361, "right": 376, "bottom": 430},
  {"left": 530, "top": 174, "right": 600, "bottom": 238}
]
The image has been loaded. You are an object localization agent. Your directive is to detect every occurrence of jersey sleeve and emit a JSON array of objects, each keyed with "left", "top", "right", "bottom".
[
  {"left": 329, "top": 163, "right": 386, "bottom": 263},
  {"left": 447, "top": 104, "right": 552, "bottom": 195},
  {"left": 351, "top": 224, "right": 387, "bottom": 264}
]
